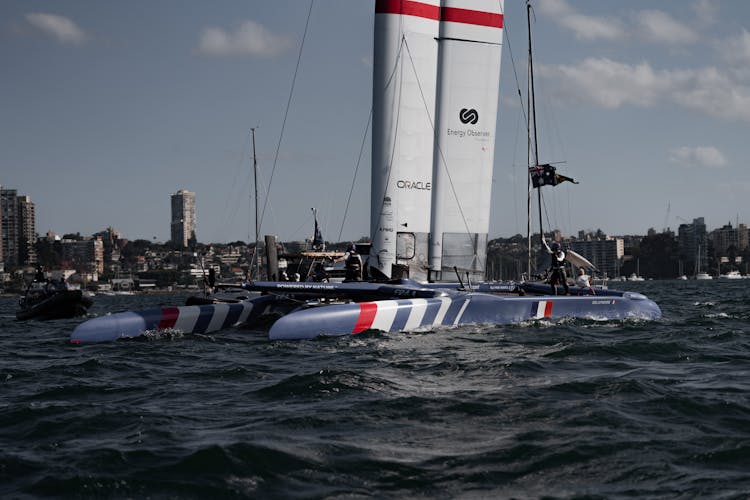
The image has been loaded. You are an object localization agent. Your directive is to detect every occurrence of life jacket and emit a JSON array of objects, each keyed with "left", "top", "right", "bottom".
[
  {"left": 550, "top": 250, "right": 566, "bottom": 270},
  {"left": 345, "top": 252, "right": 361, "bottom": 272}
]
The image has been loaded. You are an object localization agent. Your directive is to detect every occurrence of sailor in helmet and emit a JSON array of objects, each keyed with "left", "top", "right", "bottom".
[
  {"left": 335, "top": 243, "right": 363, "bottom": 282},
  {"left": 542, "top": 238, "right": 569, "bottom": 295}
]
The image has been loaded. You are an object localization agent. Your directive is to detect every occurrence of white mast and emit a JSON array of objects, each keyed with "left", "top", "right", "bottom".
[
  {"left": 371, "top": 0, "right": 504, "bottom": 282},
  {"left": 371, "top": 0, "right": 440, "bottom": 280},
  {"left": 429, "top": 0, "right": 504, "bottom": 281}
]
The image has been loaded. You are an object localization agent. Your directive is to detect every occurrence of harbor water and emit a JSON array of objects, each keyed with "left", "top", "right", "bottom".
[{"left": 1, "top": 280, "right": 749, "bottom": 498}]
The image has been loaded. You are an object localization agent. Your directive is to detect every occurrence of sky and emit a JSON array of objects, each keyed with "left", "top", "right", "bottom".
[{"left": 2, "top": 0, "right": 749, "bottom": 245}]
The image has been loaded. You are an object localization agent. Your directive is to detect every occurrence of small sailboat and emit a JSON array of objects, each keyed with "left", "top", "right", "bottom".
[
  {"left": 694, "top": 244, "right": 712, "bottom": 279},
  {"left": 70, "top": 1, "right": 660, "bottom": 343}
]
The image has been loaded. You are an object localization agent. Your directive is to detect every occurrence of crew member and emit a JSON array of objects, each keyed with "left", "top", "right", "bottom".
[
  {"left": 575, "top": 267, "right": 595, "bottom": 295},
  {"left": 336, "top": 243, "right": 363, "bottom": 282},
  {"left": 311, "top": 262, "right": 329, "bottom": 282},
  {"left": 543, "top": 239, "right": 569, "bottom": 295}
]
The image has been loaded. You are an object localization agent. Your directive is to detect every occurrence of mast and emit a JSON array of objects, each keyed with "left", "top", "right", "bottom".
[
  {"left": 251, "top": 127, "right": 260, "bottom": 280},
  {"left": 528, "top": 2, "right": 543, "bottom": 238},
  {"left": 429, "top": 0, "right": 504, "bottom": 283},
  {"left": 526, "top": 0, "right": 543, "bottom": 276}
]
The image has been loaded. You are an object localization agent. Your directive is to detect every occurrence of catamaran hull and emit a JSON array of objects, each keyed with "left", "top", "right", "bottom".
[
  {"left": 69, "top": 298, "right": 273, "bottom": 343},
  {"left": 69, "top": 281, "right": 660, "bottom": 343},
  {"left": 268, "top": 292, "right": 661, "bottom": 340}
]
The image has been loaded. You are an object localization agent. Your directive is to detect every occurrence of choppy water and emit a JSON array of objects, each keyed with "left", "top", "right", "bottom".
[{"left": 1, "top": 280, "right": 749, "bottom": 498}]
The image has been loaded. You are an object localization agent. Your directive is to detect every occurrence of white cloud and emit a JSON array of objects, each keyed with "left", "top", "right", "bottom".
[
  {"left": 537, "top": 0, "right": 624, "bottom": 41},
  {"left": 670, "top": 67, "right": 750, "bottom": 122},
  {"left": 197, "top": 20, "right": 292, "bottom": 57},
  {"left": 539, "top": 1, "right": 699, "bottom": 46},
  {"left": 538, "top": 59, "right": 750, "bottom": 122},
  {"left": 692, "top": 0, "right": 718, "bottom": 25},
  {"left": 718, "top": 29, "right": 750, "bottom": 65},
  {"left": 537, "top": 58, "right": 670, "bottom": 108},
  {"left": 669, "top": 146, "right": 727, "bottom": 168},
  {"left": 26, "top": 13, "right": 87, "bottom": 45},
  {"left": 634, "top": 10, "right": 698, "bottom": 45}
]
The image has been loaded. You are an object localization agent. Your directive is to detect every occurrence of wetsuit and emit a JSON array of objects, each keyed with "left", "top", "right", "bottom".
[
  {"left": 344, "top": 251, "right": 362, "bottom": 281},
  {"left": 544, "top": 242, "right": 569, "bottom": 295}
]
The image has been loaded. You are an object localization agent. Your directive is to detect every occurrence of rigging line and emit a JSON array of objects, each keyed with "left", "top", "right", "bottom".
[
  {"left": 218, "top": 146, "right": 252, "bottom": 239},
  {"left": 289, "top": 212, "right": 314, "bottom": 241},
  {"left": 258, "top": 0, "right": 314, "bottom": 235},
  {"left": 372, "top": 35, "right": 407, "bottom": 243},
  {"left": 501, "top": 0, "right": 528, "bottom": 127},
  {"left": 338, "top": 107, "right": 372, "bottom": 242},
  {"left": 403, "top": 37, "right": 479, "bottom": 263},
  {"left": 511, "top": 106, "right": 524, "bottom": 233}
]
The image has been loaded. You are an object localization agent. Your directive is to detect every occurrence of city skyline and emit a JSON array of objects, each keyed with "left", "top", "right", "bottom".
[
  {"left": 2, "top": 1, "right": 750, "bottom": 243},
  {"left": 3, "top": 181, "right": 750, "bottom": 246}
]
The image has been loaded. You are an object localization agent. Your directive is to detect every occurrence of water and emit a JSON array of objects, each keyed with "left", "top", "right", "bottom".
[{"left": 2, "top": 281, "right": 749, "bottom": 498}]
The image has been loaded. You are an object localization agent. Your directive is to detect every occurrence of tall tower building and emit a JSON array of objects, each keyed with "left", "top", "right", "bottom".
[
  {"left": 17, "top": 195, "right": 37, "bottom": 265},
  {"left": 0, "top": 184, "right": 4, "bottom": 265},
  {"left": 1, "top": 189, "right": 19, "bottom": 267},
  {"left": 170, "top": 189, "right": 196, "bottom": 248},
  {"left": 678, "top": 217, "right": 708, "bottom": 275}
]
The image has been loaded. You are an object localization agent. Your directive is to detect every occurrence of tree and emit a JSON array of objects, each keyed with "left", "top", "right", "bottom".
[
  {"left": 34, "top": 239, "right": 62, "bottom": 268},
  {"left": 639, "top": 232, "right": 679, "bottom": 279}
]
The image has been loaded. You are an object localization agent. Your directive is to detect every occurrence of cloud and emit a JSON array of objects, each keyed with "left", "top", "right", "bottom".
[
  {"left": 537, "top": 58, "right": 669, "bottom": 108},
  {"left": 718, "top": 29, "right": 750, "bottom": 65},
  {"left": 669, "top": 146, "right": 727, "bottom": 168},
  {"left": 633, "top": 10, "right": 698, "bottom": 45},
  {"left": 26, "top": 13, "right": 87, "bottom": 45},
  {"left": 538, "top": 58, "right": 750, "bottom": 122},
  {"left": 692, "top": 0, "right": 718, "bottom": 25},
  {"left": 197, "top": 20, "right": 292, "bottom": 57},
  {"left": 539, "top": 0, "right": 698, "bottom": 46},
  {"left": 537, "top": 0, "right": 624, "bottom": 41}
]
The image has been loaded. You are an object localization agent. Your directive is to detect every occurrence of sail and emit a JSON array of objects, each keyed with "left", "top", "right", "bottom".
[
  {"left": 371, "top": 0, "right": 504, "bottom": 281},
  {"left": 429, "top": 0, "right": 504, "bottom": 281},
  {"left": 567, "top": 249, "right": 597, "bottom": 271},
  {"left": 371, "top": 0, "right": 441, "bottom": 280}
]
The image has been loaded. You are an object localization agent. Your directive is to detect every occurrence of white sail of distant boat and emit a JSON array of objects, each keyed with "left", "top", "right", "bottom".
[
  {"left": 370, "top": 0, "right": 504, "bottom": 282},
  {"left": 694, "top": 243, "right": 712, "bottom": 280}
]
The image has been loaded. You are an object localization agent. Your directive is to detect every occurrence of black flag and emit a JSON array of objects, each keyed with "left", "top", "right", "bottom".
[
  {"left": 529, "top": 164, "right": 577, "bottom": 187},
  {"left": 311, "top": 208, "right": 324, "bottom": 250}
]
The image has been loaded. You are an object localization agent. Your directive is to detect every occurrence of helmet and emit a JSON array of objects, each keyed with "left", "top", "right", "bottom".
[{"left": 551, "top": 242, "right": 561, "bottom": 251}]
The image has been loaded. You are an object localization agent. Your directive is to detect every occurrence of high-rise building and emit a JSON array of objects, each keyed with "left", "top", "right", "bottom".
[
  {"left": 1, "top": 190, "right": 37, "bottom": 268},
  {"left": 17, "top": 195, "right": 37, "bottom": 265},
  {"left": 170, "top": 189, "right": 196, "bottom": 248},
  {"left": 677, "top": 217, "right": 708, "bottom": 275},
  {"left": 568, "top": 238, "right": 624, "bottom": 279},
  {"left": 1, "top": 189, "right": 20, "bottom": 267},
  {"left": 61, "top": 237, "right": 104, "bottom": 274},
  {"left": 711, "top": 222, "right": 749, "bottom": 256},
  {"left": 0, "top": 184, "right": 3, "bottom": 265}
]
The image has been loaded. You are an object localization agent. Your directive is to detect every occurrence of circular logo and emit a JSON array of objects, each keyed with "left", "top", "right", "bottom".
[{"left": 459, "top": 108, "right": 478, "bottom": 124}]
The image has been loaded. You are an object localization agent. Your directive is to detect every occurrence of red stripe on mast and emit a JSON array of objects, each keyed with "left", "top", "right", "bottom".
[
  {"left": 443, "top": 7, "right": 503, "bottom": 28},
  {"left": 376, "top": 0, "right": 440, "bottom": 20},
  {"left": 353, "top": 302, "right": 378, "bottom": 334},
  {"left": 375, "top": 1, "right": 503, "bottom": 28}
]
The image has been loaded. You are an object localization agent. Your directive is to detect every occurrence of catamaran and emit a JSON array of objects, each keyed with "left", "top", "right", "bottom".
[{"left": 71, "top": 0, "right": 660, "bottom": 344}]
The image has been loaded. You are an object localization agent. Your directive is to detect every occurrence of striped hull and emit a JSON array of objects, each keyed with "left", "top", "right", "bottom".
[
  {"left": 70, "top": 301, "right": 259, "bottom": 343},
  {"left": 268, "top": 292, "right": 661, "bottom": 340}
]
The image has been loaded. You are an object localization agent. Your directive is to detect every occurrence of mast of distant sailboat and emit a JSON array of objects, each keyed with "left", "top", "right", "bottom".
[{"left": 251, "top": 127, "right": 260, "bottom": 280}]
